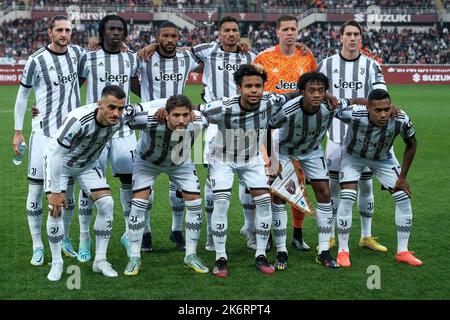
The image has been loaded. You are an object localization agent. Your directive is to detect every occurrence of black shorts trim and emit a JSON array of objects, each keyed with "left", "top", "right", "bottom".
[
  {"left": 340, "top": 180, "right": 359, "bottom": 185},
  {"left": 90, "top": 187, "right": 111, "bottom": 193},
  {"left": 309, "top": 179, "right": 330, "bottom": 182},
  {"left": 28, "top": 177, "right": 44, "bottom": 184},
  {"left": 181, "top": 190, "right": 201, "bottom": 195},
  {"left": 249, "top": 187, "right": 270, "bottom": 192},
  {"left": 212, "top": 188, "right": 232, "bottom": 193}
]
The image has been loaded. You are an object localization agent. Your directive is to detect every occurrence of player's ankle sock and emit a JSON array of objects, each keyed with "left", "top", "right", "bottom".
[
  {"left": 93, "top": 196, "right": 114, "bottom": 261},
  {"left": 212, "top": 192, "right": 230, "bottom": 261},
  {"left": 62, "top": 180, "right": 75, "bottom": 239},
  {"left": 169, "top": 182, "right": 184, "bottom": 232},
  {"left": 47, "top": 214, "right": 64, "bottom": 263},
  {"left": 128, "top": 199, "right": 147, "bottom": 258},
  {"left": 329, "top": 174, "right": 340, "bottom": 237},
  {"left": 239, "top": 183, "right": 256, "bottom": 232},
  {"left": 254, "top": 193, "right": 272, "bottom": 258},
  {"left": 316, "top": 202, "right": 333, "bottom": 253},
  {"left": 271, "top": 203, "right": 287, "bottom": 253},
  {"left": 120, "top": 184, "right": 132, "bottom": 234},
  {"left": 337, "top": 190, "right": 356, "bottom": 253},
  {"left": 185, "top": 199, "right": 203, "bottom": 256},
  {"left": 144, "top": 192, "right": 154, "bottom": 234},
  {"left": 358, "top": 177, "right": 374, "bottom": 238},
  {"left": 27, "top": 183, "right": 44, "bottom": 249},
  {"left": 393, "top": 191, "right": 413, "bottom": 253},
  {"left": 78, "top": 190, "right": 93, "bottom": 242},
  {"left": 204, "top": 182, "right": 214, "bottom": 238}
]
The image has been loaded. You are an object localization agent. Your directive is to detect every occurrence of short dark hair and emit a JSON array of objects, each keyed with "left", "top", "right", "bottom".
[
  {"left": 98, "top": 15, "right": 128, "bottom": 45},
  {"left": 218, "top": 16, "right": 239, "bottom": 30},
  {"left": 49, "top": 16, "right": 69, "bottom": 30},
  {"left": 276, "top": 15, "right": 298, "bottom": 29},
  {"left": 340, "top": 20, "right": 363, "bottom": 36},
  {"left": 158, "top": 21, "right": 179, "bottom": 34},
  {"left": 101, "top": 85, "right": 126, "bottom": 100},
  {"left": 233, "top": 64, "right": 267, "bottom": 86},
  {"left": 368, "top": 89, "right": 391, "bottom": 103},
  {"left": 166, "top": 95, "right": 193, "bottom": 113},
  {"left": 297, "top": 72, "right": 330, "bottom": 92}
]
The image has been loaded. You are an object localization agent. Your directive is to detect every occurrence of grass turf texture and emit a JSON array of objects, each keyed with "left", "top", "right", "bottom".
[{"left": 0, "top": 84, "right": 449, "bottom": 299}]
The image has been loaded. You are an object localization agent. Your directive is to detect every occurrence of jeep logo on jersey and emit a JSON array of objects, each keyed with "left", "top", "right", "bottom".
[
  {"left": 99, "top": 72, "right": 129, "bottom": 84},
  {"left": 155, "top": 72, "right": 183, "bottom": 82},
  {"left": 217, "top": 61, "right": 239, "bottom": 71},
  {"left": 53, "top": 72, "right": 77, "bottom": 86},
  {"left": 275, "top": 80, "right": 297, "bottom": 90},
  {"left": 334, "top": 78, "right": 363, "bottom": 90}
]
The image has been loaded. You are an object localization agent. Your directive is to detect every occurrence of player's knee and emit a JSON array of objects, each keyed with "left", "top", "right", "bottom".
[
  {"left": 358, "top": 177, "right": 373, "bottom": 194},
  {"left": 94, "top": 195, "right": 114, "bottom": 218}
]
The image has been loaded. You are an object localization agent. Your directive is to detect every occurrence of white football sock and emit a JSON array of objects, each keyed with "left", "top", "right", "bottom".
[
  {"left": 204, "top": 181, "right": 214, "bottom": 238},
  {"left": 316, "top": 202, "right": 333, "bottom": 253},
  {"left": 239, "top": 183, "right": 256, "bottom": 233},
  {"left": 63, "top": 180, "right": 75, "bottom": 240},
  {"left": 78, "top": 190, "right": 93, "bottom": 241},
  {"left": 329, "top": 173, "right": 340, "bottom": 238},
  {"left": 169, "top": 181, "right": 184, "bottom": 231},
  {"left": 27, "top": 183, "right": 44, "bottom": 249},
  {"left": 253, "top": 193, "right": 272, "bottom": 258},
  {"left": 358, "top": 176, "right": 374, "bottom": 238},
  {"left": 211, "top": 192, "right": 230, "bottom": 261},
  {"left": 185, "top": 199, "right": 203, "bottom": 256},
  {"left": 93, "top": 196, "right": 114, "bottom": 262},
  {"left": 47, "top": 214, "right": 64, "bottom": 264},
  {"left": 128, "top": 198, "right": 148, "bottom": 258},
  {"left": 393, "top": 191, "right": 413, "bottom": 253},
  {"left": 144, "top": 191, "right": 154, "bottom": 233},
  {"left": 271, "top": 203, "right": 287, "bottom": 253},
  {"left": 337, "top": 189, "right": 357, "bottom": 253},
  {"left": 120, "top": 184, "right": 132, "bottom": 234}
]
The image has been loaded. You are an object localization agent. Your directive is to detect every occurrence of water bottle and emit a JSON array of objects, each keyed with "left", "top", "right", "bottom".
[{"left": 13, "top": 141, "right": 27, "bottom": 166}]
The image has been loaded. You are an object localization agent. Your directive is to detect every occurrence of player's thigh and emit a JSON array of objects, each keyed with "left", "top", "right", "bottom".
[
  {"left": 236, "top": 161, "right": 269, "bottom": 190},
  {"left": 299, "top": 149, "right": 329, "bottom": 182},
  {"left": 168, "top": 163, "right": 201, "bottom": 196},
  {"left": 326, "top": 140, "right": 344, "bottom": 174},
  {"left": 29, "top": 132, "right": 52, "bottom": 181},
  {"left": 371, "top": 157, "right": 401, "bottom": 190},
  {"left": 209, "top": 162, "right": 234, "bottom": 191},
  {"left": 131, "top": 158, "right": 159, "bottom": 194},
  {"left": 76, "top": 163, "right": 111, "bottom": 198},
  {"left": 43, "top": 157, "right": 70, "bottom": 194},
  {"left": 109, "top": 134, "right": 137, "bottom": 176},
  {"left": 339, "top": 153, "right": 366, "bottom": 185}
]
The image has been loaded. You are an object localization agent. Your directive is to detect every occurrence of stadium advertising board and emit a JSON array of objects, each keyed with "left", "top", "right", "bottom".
[
  {"left": 327, "top": 13, "right": 438, "bottom": 23},
  {"left": 0, "top": 65, "right": 24, "bottom": 85},
  {"left": 383, "top": 65, "right": 450, "bottom": 84}
]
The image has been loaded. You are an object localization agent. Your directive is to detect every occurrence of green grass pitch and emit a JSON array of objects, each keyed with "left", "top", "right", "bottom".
[{"left": 0, "top": 84, "right": 449, "bottom": 300}]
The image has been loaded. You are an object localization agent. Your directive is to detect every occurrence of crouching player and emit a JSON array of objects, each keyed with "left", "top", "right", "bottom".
[{"left": 334, "top": 89, "right": 422, "bottom": 267}]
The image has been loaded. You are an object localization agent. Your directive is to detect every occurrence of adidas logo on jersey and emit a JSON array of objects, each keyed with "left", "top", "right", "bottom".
[
  {"left": 153, "top": 62, "right": 159, "bottom": 67},
  {"left": 272, "top": 68, "right": 279, "bottom": 73},
  {"left": 333, "top": 69, "right": 339, "bottom": 73},
  {"left": 98, "top": 62, "right": 104, "bottom": 67},
  {"left": 49, "top": 66, "right": 55, "bottom": 71}
]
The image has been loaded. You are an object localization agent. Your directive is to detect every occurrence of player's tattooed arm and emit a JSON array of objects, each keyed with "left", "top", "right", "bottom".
[
  {"left": 295, "top": 42, "right": 311, "bottom": 55},
  {"left": 393, "top": 136, "right": 417, "bottom": 197}
]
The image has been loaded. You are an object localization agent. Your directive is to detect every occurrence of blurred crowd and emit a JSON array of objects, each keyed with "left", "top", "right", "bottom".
[{"left": 1, "top": 17, "right": 448, "bottom": 64}]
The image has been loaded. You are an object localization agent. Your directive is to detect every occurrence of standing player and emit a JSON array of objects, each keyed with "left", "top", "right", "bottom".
[
  {"left": 138, "top": 21, "right": 201, "bottom": 253},
  {"left": 317, "top": 20, "right": 388, "bottom": 252},
  {"left": 77, "top": 15, "right": 140, "bottom": 262},
  {"left": 254, "top": 14, "right": 318, "bottom": 252},
  {"left": 124, "top": 95, "right": 209, "bottom": 276},
  {"left": 13, "top": 16, "right": 85, "bottom": 266},
  {"left": 334, "top": 89, "right": 421, "bottom": 267},
  {"left": 191, "top": 16, "right": 260, "bottom": 252}
]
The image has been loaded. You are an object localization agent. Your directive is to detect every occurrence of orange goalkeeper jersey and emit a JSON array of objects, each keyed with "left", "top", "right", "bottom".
[{"left": 254, "top": 45, "right": 317, "bottom": 94}]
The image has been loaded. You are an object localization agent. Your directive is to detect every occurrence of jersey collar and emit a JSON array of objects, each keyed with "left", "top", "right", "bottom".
[
  {"left": 45, "top": 45, "right": 68, "bottom": 56},
  {"left": 339, "top": 52, "right": 361, "bottom": 62}
]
